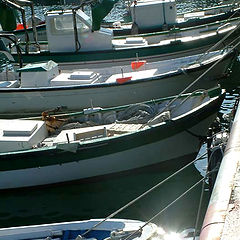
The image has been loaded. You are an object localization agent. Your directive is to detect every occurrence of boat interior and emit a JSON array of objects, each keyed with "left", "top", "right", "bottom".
[
  {"left": 0, "top": 89, "right": 213, "bottom": 153},
  {"left": 0, "top": 49, "right": 226, "bottom": 88}
]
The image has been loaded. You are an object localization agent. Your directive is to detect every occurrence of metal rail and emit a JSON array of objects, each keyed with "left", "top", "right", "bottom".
[
  {"left": 71, "top": 0, "right": 98, "bottom": 52},
  {"left": 1, "top": 0, "right": 40, "bottom": 53},
  {"left": 0, "top": 33, "right": 23, "bottom": 68}
]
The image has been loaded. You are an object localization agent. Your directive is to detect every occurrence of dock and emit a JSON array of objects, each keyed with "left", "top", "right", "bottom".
[{"left": 200, "top": 99, "right": 240, "bottom": 239}]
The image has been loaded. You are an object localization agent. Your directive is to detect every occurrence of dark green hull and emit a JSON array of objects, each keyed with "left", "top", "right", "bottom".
[{"left": 0, "top": 89, "right": 224, "bottom": 189}]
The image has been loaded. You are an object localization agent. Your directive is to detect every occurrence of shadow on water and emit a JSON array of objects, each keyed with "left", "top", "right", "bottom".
[{"left": 0, "top": 156, "right": 210, "bottom": 233}]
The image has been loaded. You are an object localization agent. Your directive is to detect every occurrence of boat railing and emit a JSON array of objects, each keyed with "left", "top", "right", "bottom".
[
  {"left": 0, "top": 33, "right": 23, "bottom": 68},
  {"left": 194, "top": 11, "right": 240, "bottom": 64},
  {"left": 1, "top": 0, "right": 40, "bottom": 54}
]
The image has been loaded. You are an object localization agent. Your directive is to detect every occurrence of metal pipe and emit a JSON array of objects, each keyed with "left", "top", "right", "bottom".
[
  {"left": 1, "top": 0, "right": 30, "bottom": 53},
  {"left": 13, "top": 0, "right": 39, "bottom": 49},
  {"left": 0, "top": 33, "right": 23, "bottom": 68},
  {"left": 2, "top": 0, "right": 40, "bottom": 51},
  {"left": 72, "top": 9, "right": 81, "bottom": 52},
  {"left": 200, "top": 100, "right": 240, "bottom": 239}
]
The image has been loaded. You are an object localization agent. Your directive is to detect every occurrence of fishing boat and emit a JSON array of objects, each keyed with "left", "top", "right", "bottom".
[
  {"left": 0, "top": 218, "right": 161, "bottom": 240},
  {"left": 11, "top": 0, "right": 240, "bottom": 40},
  {"left": 109, "top": 0, "right": 240, "bottom": 35},
  {"left": 0, "top": 48, "right": 234, "bottom": 117},
  {"left": 0, "top": 87, "right": 225, "bottom": 189},
  {"left": 3, "top": 4, "right": 240, "bottom": 70}
]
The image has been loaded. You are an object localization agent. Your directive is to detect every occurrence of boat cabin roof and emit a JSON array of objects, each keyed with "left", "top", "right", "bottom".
[{"left": 17, "top": 60, "right": 58, "bottom": 72}]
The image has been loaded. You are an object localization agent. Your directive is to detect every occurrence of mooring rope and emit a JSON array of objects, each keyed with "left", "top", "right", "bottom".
[
  {"left": 124, "top": 178, "right": 205, "bottom": 240},
  {"left": 123, "top": 164, "right": 222, "bottom": 240},
  {"left": 195, "top": 8, "right": 240, "bottom": 63},
  {"left": 81, "top": 151, "right": 208, "bottom": 237},
  {"left": 154, "top": 38, "right": 240, "bottom": 118}
]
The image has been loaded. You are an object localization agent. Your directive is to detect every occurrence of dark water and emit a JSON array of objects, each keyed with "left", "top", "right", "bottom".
[
  {"left": 0, "top": 161, "right": 206, "bottom": 232},
  {"left": 0, "top": 0, "right": 239, "bottom": 236}
]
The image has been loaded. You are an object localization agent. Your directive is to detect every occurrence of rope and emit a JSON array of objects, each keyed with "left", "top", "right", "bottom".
[
  {"left": 124, "top": 178, "right": 205, "bottom": 240},
  {"left": 149, "top": 34, "right": 240, "bottom": 123},
  {"left": 81, "top": 151, "right": 208, "bottom": 237},
  {"left": 193, "top": 164, "right": 223, "bottom": 239},
  {"left": 124, "top": 164, "right": 223, "bottom": 240},
  {"left": 156, "top": 38, "right": 240, "bottom": 117},
  {"left": 193, "top": 174, "right": 207, "bottom": 239},
  {"left": 193, "top": 129, "right": 229, "bottom": 239},
  {"left": 195, "top": 15, "right": 240, "bottom": 63}
]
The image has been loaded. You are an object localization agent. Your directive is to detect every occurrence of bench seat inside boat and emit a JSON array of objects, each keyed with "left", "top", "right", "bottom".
[{"left": 53, "top": 123, "right": 144, "bottom": 145}]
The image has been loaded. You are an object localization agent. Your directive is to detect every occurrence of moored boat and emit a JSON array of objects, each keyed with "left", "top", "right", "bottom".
[
  {"left": 11, "top": 0, "right": 240, "bottom": 40},
  {"left": 111, "top": 0, "right": 240, "bottom": 35},
  {"left": 3, "top": 5, "right": 240, "bottom": 70},
  {"left": 0, "top": 48, "right": 234, "bottom": 117},
  {"left": 0, "top": 87, "right": 225, "bottom": 189}
]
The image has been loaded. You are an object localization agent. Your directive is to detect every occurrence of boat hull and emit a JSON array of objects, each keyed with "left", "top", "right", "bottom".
[{"left": 0, "top": 93, "right": 224, "bottom": 189}]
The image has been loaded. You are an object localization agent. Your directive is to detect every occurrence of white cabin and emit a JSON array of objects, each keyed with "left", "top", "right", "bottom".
[
  {"left": 130, "top": 0, "right": 177, "bottom": 29},
  {"left": 17, "top": 60, "right": 59, "bottom": 87},
  {"left": 45, "top": 9, "right": 113, "bottom": 52}
]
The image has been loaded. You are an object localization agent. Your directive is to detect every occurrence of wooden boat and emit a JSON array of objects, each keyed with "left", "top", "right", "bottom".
[
  {"left": 0, "top": 218, "right": 160, "bottom": 240},
  {"left": 5, "top": 5, "right": 240, "bottom": 70},
  {"left": 0, "top": 87, "right": 225, "bottom": 189},
  {"left": 0, "top": 49, "right": 234, "bottom": 117}
]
